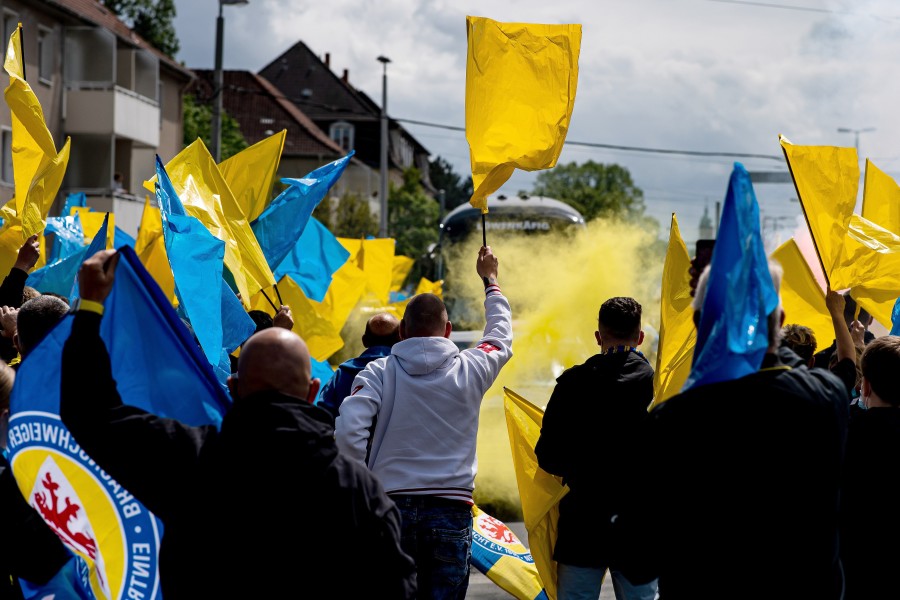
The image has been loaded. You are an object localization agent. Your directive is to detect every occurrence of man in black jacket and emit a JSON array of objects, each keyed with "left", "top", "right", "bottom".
[
  {"left": 535, "top": 297, "right": 657, "bottom": 600},
  {"left": 60, "top": 249, "right": 416, "bottom": 599}
]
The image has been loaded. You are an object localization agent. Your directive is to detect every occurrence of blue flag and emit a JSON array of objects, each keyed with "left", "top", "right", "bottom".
[
  {"left": 252, "top": 152, "right": 354, "bottom": 271},
  {"left": 274, "top": 217, "right": 350, "bottom": 302},
  {"left": 28, "top": 214, "right": 109, "bottom": 299},
  {"left": 8, "top": 246, "right": 230, "bottom": 600},
  {"left": 45, "top": 214, "right": 84, "bottom": 263},
  {"left": 61, "top": 192, "right": 87, "bottom": 217},
  {"left": 113, "top": 226, "right": 135, "bottom": 250},
  {"left": 683, "top": 163, "right": 779, "bottom": 390}
]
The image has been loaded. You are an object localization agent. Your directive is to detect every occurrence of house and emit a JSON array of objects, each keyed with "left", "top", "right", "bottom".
[
  {"left": 188, "top": 69, "right": 377, "bottom": 201},
  {"left": 0, "top": 0, "right": 193, "bottom": 237},
  {"left": 258, "top": 41, "right": 434, "bottom": 200}
]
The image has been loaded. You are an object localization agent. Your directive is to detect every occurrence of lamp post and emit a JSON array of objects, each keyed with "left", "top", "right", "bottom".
[
  {"left": 837, "top": 126, "right": 876, "bottom": 157},
  {"left": 377, "top": 55, "right": 391, "bottom": 238},
  {"left": 211, "top": 0, "right": 248, "bottom": 163}
]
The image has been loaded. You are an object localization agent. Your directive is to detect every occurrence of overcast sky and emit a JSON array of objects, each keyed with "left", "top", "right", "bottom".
[{"left": 172, "top": 0, "right": 900, "bottom": 246}]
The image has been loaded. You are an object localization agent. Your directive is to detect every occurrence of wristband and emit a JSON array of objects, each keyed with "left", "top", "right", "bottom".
[{"left": 77, "top": 299, "right": 105, "bottom": 316}]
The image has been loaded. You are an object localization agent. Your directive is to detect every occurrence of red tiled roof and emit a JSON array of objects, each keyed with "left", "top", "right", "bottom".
[{"left": 44, "top": 0, "right": 193, "bottom": 79}]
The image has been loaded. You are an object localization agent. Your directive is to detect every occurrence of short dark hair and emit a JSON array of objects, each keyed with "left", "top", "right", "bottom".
[
  {"left": 41, "top": 292, "right": 70, "bottom": 306},
  {"left": 362, "top": 313, "right": 401, "bottom": 348},
  {"left": 248, "top": 310, "right": 274, "bottom": 334},
  {"left": 781, "top": 324, "right": 817, "bottom": 363},
  {"left": 402, "top": 294, "right": 448, "bottom": 338},
  {"left": 861, "top": 336, "right": 900, "bottom": 407},
  {"left": 17, "top": 296, "right": 69, "bottom": 356},
  {"left": 598, "top": 297, "right": 642, "bottom": 341}
]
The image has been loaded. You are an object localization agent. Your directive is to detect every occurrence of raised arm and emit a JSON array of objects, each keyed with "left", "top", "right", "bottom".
[
  {"left": 825, "top": 289, "right": 855, "bottom": 365},
  {"left": 465, "top": 246, "right": 513, "bottom": 392}
]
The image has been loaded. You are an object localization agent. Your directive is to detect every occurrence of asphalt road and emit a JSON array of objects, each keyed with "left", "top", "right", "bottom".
[{"left": 466, "top": 522, "right": 617, "bottom": 600}]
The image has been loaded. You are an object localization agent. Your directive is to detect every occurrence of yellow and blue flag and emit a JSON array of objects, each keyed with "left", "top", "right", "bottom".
[
  {"left": 27, "top": 213, "right": 110, "bottom": 298},
  {"left": 9, "top": 246, "right": 231, "bottom": 600},
  {"left": 273, "top": 216, "right": 350, "bottom": 303},
  {"left": 471, "top": 504, "right": 548, "bottom": 600},
  {"left": 683, "top": 163, "right": 779, "bottom": 390}
]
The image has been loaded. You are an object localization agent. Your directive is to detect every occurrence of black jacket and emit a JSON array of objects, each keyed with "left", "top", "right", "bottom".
[
  {"left": 0, "top": 268, "right": 27, "bottom": 363},
  {"left": 60, "top": 311, "right": 416, "bottom": 599},
  {"left": 534, "top": 350, "right": 654, "bottom": 568},
  {"left": 619, "top": 352, "right": 852, "bottom": 599}
]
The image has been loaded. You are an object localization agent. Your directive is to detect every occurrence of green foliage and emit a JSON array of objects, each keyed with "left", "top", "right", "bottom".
[
  {"left": 389, "top": 168, "right": 439, "bottom": 261},
  {"left": 533, "top": 160, "right": 646, "bottom": 222},
  {"left": 102, "top": 0, "right": 180, "bottom": 57},
  {"left": 182, "top": 94, "right": 248, "bottom": 160},
  {"left": 314, "top": 193, "right": 379, "bottom": 239},
  {"left": 428, "top": 156, "right": 473, "bottom": 213}
]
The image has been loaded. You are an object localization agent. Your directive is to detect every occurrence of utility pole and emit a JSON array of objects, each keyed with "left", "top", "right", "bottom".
[{"left": 377, "top": 55, "right": 391, "bottom": 238}]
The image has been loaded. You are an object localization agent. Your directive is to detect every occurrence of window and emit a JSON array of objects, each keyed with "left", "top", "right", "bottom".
[
  {"left": 2, "top": 12, "right": 17, "bottom": 50},
  {"left": 1, "top": 129, "right": 13, "bottom": 186},
  {"left": 329, "top": 121, "right": 354, "bottom": 151},
  {"left": 38, "top": 27, "right": 54, "bottom": 84}
]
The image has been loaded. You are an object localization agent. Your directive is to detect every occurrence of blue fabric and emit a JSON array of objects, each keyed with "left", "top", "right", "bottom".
[
  {"left": 61, "top": 192, "right": 87, "bottom": 217},
  {"left": 27, "top": 214, "right": 109, "bottom": 299},
  {"left": 252, "top": 152, "right": 354, "bottom": 271},
  {"left": 312, "top": 357, "right": 335, "bottom": 404},
  {"left": 274, "top": 216, "right": 350, "bottom": 302},
  {"left": 18, "top": 554, "right": 95, "bottom": 600},
  {"left": 113, "top": 226, "right": 135, "bottom": 250},
  {"left": 683, "top": 163, "right": 779, "bottom": 390},
  {"left": 45, "top": 214, "right": 84, "bottom": 263},
  {"left": 316, "top": 346, "right": 391, "bottom": 418},
  {"left": 890, "top": 297, "right": 900, "bottom": 335}
]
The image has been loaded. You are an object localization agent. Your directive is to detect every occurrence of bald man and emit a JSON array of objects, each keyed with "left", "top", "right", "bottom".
[
  {"left": 336, "top": 246, "right": 513, "bottom": 599},
  {"left": 59, "top": 250, "right": 416, "bottom": 599},
  {"left": 318, "top": 312, "right": 401, "bottom": 420}
]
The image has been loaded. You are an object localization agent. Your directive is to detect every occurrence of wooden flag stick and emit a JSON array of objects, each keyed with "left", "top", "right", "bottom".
[
  {"left": 273, "top": 282, "right": 283, "bottom": 306},
  {"left": 260, "top": 289, "right": 278, "bottom": 312},
  {"left": 482, "top": 213, "right": 487, "bottom": 247}
]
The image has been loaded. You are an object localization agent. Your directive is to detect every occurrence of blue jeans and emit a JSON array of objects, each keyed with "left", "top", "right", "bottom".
[
  {"left": 390, "top": 495, "right": 473, "bottom": 600},
  {"left": 557, "top": 563, "right": 659, "bottom": 600}
]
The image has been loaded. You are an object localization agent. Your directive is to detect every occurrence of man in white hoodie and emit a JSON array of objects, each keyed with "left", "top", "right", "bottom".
[{"left": 335, "top": 245, "right": 512, "bottom": 599}]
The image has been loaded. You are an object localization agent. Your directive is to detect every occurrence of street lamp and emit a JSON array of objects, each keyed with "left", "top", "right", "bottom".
[
  {"left": 837, "top": 126, "right": 876, "bottom": 156},
  {"left": 377, "top": 55, "right": 391, "bottom": 238},
  {"left": 211, "top": 0, "right": 249, "bottom": 163}
]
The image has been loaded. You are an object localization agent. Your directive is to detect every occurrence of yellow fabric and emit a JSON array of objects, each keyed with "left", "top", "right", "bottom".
[
  {"left": 415, "top": 277, "right": 443, "bottom": 297},
  {"left": 340, "top": 238, "right": 395, "bottom": 305},
  {"left": 219, "top": 130, "right": 286, "bottom": 222},
  {"left": 72, "top": 208, "right": 114, "bottom": 247},
  {"left": 472, "top": 504, "right": 547, "bottom": 600},
  {"left": 150, "top": 140, "right": 276, "bottom": 305},
  {"left": 391, "top": 255, "right": 415, "bottom": 292},
  {"left": 503, "top": 387, "right": 567, "bottom": 600},
  {"left": 315, "top": 260, "right": 367, "bottom": 334},
  {"left": 771, "top": 239, "right": 834, "bottom": 353},
  {"left": 4, "top": 26, "right": 71, "bottom": 240},
  {"left": 250, "top": 276, "right": 343, "bottom": 362},
  {"left": 338, "top": 237, "right": 363, "bottom": 262},
  {"left": 831, "top": 214, "right": 900, "bottom": 328},
  {"left": 651, "top": 215, "right": 696, "bottom": 408},
  {"left": 465, "top": 16, "right": 581, "bottom": 213},
  {"left": 779, "top": 135, "right": 858, "bottom": 280},
  {"left": 78, "top": 299, "right": 105, "bottom": 316},
  {"left": 861, "top": 159, "right": 900, "bottom": 235},
  {"left": 134, "top": 198, "right": 176, "bottom": 303}
]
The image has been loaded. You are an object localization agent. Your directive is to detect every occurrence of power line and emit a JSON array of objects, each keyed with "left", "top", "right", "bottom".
[
  {"left": 706, "top": 0, "right": 900, "bottom": 21},
  {"left": 395, "top": 117, "right": 783, "bottom": 162}
]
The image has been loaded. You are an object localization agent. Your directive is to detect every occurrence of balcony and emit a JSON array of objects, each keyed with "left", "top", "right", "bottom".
[{"left": 66, "top": 86, "right": 159, "bottom": 147}]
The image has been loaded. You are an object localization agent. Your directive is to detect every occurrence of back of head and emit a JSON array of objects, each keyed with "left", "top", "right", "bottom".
[
  {"left": 22, "top": 286, "right": 40, "bottom": 304},
  {"left": 401, "top": 293, "right": 448, "bottom": 338},
  {"left": 248, "top": 310, "right": 274, "bottom": 334},
  {"left": 235, "top": 327, "right": 312, "bottom": 400},
  {"left": 17, "top": 296, "right": 69, "bottom": 356},
  {"left": 861, "top": 336, "right": 900, "bottom": 406},
  {"left": 598, "top": 296, "right": 642, "bottom": 344},
  {"left": 363, "top": 312, "right": 401, "bottom": 348},
  {"left": 781, "top": 324, "right": 817, "bottom": 364}
]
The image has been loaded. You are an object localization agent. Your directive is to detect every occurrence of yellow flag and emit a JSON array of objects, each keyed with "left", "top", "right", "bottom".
[
  {"left": 861, "top": 159, "right": 900, "bottom": 235},
  {"left": 151, "top": 139, "right": 276, "bottom": 304},
  {"left": 651, "top": 215, "right": 696, "bottom": 408},
  {"left": 135, "top": 197, "right": 176, "bottom": 303},
  {"left": 219, "top": 130, "right": 286, "bottom": 222},
  {"left": 830, "top": 214, "right": 900, "bottom": 328},
  {"left": 391, "top": 255, "right": 415, "bottom": 292},
  {"left": 4, "top": 25, "right": 71, "bottom": 239},
  {"left": 338, "top": 237, "right": 363, "bottom": 262},
  {"left": 779, "top": 135, "right": 858, "bottom": 281},
  {"left": 503, "top": 387, "right": 568, "bottom": 600},
  {"left": 414, "top": 277, "right": 443, "bottom": 297},
  {"left": 315, "top": 259, "right": 367, "bottom": 333},
  {"left": 72, "top": 208, "right": 115, "bottom": 247},
  {"left": 771, "top": 238, "right": 833, "bottom": 353},
  {"left": 361, "top": 238, "right": 394, "bottom": 304},
  {"left": 465, "top": 16, "right": 581, "bottom": 212}
]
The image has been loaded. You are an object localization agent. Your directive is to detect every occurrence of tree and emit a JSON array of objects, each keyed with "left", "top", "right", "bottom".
[
  {"left": 102, "top": 0, "right": 180, "bottom": 58},
  {"left": 428, "top": 156, "right": 473, "bottom": 213},
  {"left": 389, "top": 168, "right": 439, "bottom": 263},
  {"left": 182, "top": 94, "right": 248, "bottom": 160},
  {"left": 532, "top": 160, "right": 646, "bottom": 222},
  {"left": 313, "top": 193, "right": 379, "bottom": 239}
]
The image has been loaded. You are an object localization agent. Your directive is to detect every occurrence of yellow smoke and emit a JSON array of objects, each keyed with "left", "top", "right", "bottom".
[{"left": 442, "top": 219, "right": 665, "bottom": 514}]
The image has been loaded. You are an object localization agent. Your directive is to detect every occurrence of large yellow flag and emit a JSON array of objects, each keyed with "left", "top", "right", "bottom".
[
  {"left": 4, "top": 24, "right": 71, "bottom": 239},
  {"left": 779, "top": 135, "right": 858, "bottom": 281},
  {"left": 314, "top": 259, "right": 367, "bottom": 334},
  {"left": 219, "top": 130, "right": 286, "bottom": 222},
  {"left": 151, "top": 140, "right": 276, "bottom": 304},
  {"left": 503, "top": 387, "right": 567, "bottom": 600},
  {"left": 339, "top": 237, "right": 395, "bottom": 305},
  {"left": 771, "top": 238, "right": 833, "bottom": 353},
  {"left": 72, "top": 207, "right": 115, "bottom": 247},
  {"left": 135, "top": 197, "right": 176, "bottom": 303},
  {"left": 465, "top": 16, "right": 581, "bottom": 212},
  {"left": 651, "top": 215, "right": 696, "bottom": 408},
  {"left": 391, "top": 255, "right": 415, "bottom": 292},
  {"left": 861, "top": 159, "right": 900, "bottom": 235}
]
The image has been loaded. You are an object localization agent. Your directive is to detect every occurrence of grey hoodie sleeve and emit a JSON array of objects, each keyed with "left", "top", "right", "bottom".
[
  {"left": 335, "top": 359, "right": 385, "bottom": 464},
  {"left": 463, "top": 285, "right": 513, "bottom": 394}
]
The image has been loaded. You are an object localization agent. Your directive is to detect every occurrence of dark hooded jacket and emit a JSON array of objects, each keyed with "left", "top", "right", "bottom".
[
  {"left": 534, "top": 349, "right": 654, "bottom": 568},
  {"left": 60, "top": 311, "right": 416, "bottom": 599}
]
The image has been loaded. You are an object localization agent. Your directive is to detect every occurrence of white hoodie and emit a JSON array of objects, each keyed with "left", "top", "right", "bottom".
[{"left": 335, "top": 284, "right": 512, "bottom": 503}]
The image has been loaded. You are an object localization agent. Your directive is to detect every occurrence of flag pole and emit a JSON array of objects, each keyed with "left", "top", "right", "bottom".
[
  {"left": 17, "top": 24, "right": 25, "bottom": 81},
  {"left": 273, "top": 282, "right": 283, "bottom": 306},
  {"left": 259, "top": 289, "right": 279, "bottom": 312},
  {"left": 482, "top": 213, "right": 487, "bottom": 247}
]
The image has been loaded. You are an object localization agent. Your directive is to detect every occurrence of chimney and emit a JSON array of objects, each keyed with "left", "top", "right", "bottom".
[
  {"left": 324, "top": 52, "right": 330, "bottom": 68},
  {"left": 342, "top": 68, "right": 349, "bottom": 83}
]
